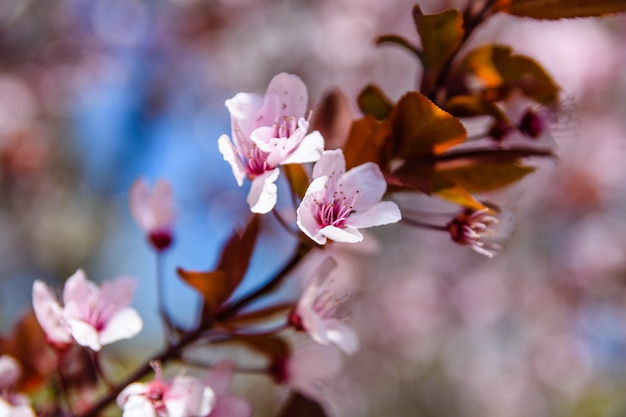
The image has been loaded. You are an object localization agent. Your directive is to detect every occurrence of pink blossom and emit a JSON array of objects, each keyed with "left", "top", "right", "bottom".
[
  {"left": 204, "top": 361, "right": 251, "bottom": 417},
  {"left": 0, "top": 356, "right": 36, "bottom": 417},
  {"left": 117, "top": 363, "right": 215, "bottom": 417},
  {"left": 32, "top": 269, "right": 143, "bottom": 351},
  {"left": 130, "top": 178, "right": 175, "bottom": 251},
  {"left": 297, "top": 149, "right": 401, "bottom": 245},
  {"left": 289, "top": 258, "right": 359, "bottom": 355},
  {"left": 447, "top": 207, "right": 514, "bottom": 258},
  {"left": 271, "top": 344, "right": 343, "bottom": 408},
  {"left": 0, "top": 355, "right": 21, "bottom": 390},
  {"left": 487, "top": 90, "right": 571, "bottom": 145},
  {"left": 218, "top": 73, "right": 324, "bottom": 214}
]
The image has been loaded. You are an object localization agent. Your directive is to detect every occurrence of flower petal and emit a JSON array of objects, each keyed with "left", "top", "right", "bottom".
[
  {"left": 120, "top": 393, "right": 156, "bottom": 417},
  {"left": 218, "top": 135, "right": 247, "bottom": 187},
  {"left": 264, "top": 73, "right": 308, "bottom": 120},
  {"left": 341, "top": 162, "right": 386, "bottom": 211},
  {"left": 32, "top": 280, "right": 72, "bottom": 344},
  {"left": 67, "top": 318, "right": 101, "bottom": 351},
  {"left": 348, "top": 201, "right": 401, "bottom": 228},
  {"left": 129, "top": 179, "right": 153, "bottom": 231},
  {"left": 205, "top": 360, "right": 234, "bottom": 396},
  {"left": 247, "top": 169, "right": 280, "bottom": 214},
  {"left": 98, "top": 307, "right": 143, "bottom": 346},
  {"left": 167, "top": 376, "right": 215, "bottom": 417},
  {"left": 62, "top": 269, "right": 99, "bottom": 315},
  {"left": 281, "top": 130, "right": 324, "bottom": 165},
  {"left": 151, "top": 179, "right": 175, "bottom": 230},
  {"left": 99, "top": 276, "right": 138, "bottom": 321},
  {"left": 225, "top": 93, "right": 264, "bottom": 140},
  {"left": 319, "top": 225, "right": 363, "bottom": 243},
  {"left": 209, "top": 396, "right": 252, "bottom": 417},
  {"left": 312, "top": 149, "right": 346, "bottom": 179},
  {"left": 117, "top": 382, "right": 148, "bottom": 408},
  {"left": 324, "top": 319, "right": 360, "bottom": 355},
  {"left": 0, "top": 355, "right": 21, "bottom": 390}
]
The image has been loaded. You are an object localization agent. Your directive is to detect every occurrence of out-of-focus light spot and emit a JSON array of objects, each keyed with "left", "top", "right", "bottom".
[
  {"left": 0, "top": 75, "right": 37, "bottom": 141},
  {"left": 92, "top": 0, "right": 149, "bottom": 47}
]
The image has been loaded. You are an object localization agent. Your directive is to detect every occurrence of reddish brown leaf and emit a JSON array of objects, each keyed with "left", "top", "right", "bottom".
[
  {"left": 357, "top": 84, "right": 393, "bottom": 121},
  {"left": 3, "top": 311, "right": 57, "bottom": 392},
  {"left": 444, "top": 95, "right": 508, "bottom": 121},
  {"left": 178, "top": 215, "right": 260, "bottom": 318},
  {"left": 450, "top": 45, "right": 560, "bottom": 104},
  {"left": 496, "top": 0, "right": 626, "bottom": 19},
  {"left": 414, "top": 6, "right": 464, "bottom": 77},
  {"left": 213, "top": 334, "right": 290, "bottom": 360},
  {"left": 222, "top": 303, "right": 293, "bottom": 327},
  {"left": 343, "top": 116, "right": 391, "bottom": 170},
  {"left": 390, "top": 92, "right": 467, "bottom": 158}
]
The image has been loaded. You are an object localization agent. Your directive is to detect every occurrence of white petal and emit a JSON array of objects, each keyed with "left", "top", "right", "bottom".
[
  {"left": 319, "top": 225, "right": 363, "bottom": 243},
  {"left": 225, "top": 93, "right": 264, "bottom": 139},
  {"left": 341, "top": 162, "right": 387, "bottom": 211},
  {"left": 205, "top": 360, "right": 234, "bottom": 396},
  {"left": 287, "top": 344, "right": 343, "bottom": 400},
  {"left": 281, "top": 130, "right": 325, "bottom": 165},
  {"left": 209, "top": 396, "right": 252, "bottom": 417},
  {"left": 296, "top": 184, "right": 327, "bottom": 245},
  {"left": 129, "top": 179, "right": 153, "bottom": 231},
  {"left": 117, "top": 382, "right": 148, "bottom": 408},
  {"left": 312, "top": 149, "right": 345, "bottom": 179},
  {"left": 218, "top": 135, "right": 247, "bottom": 186},
  {"left": 264, "top": 73, "right": 308, "bottom": 120},
  {"left": 247, "top": 169, "right": 279, "bottom": 214},
  {"left": 99, "top": 276, "right": 138, "bottom": 320},
  {"left": 32, "top": 280, "right": 72, "bottom": 344},
  {"left": 63, "top": 269, "right": 99, "bottom": 313},
  {"left": 121, "top": 394, "right": 156, "bottom": 417},
  {"left": 324, "top": 320, "right": 360, "bottom": 355},
  {"left": 348, "top": 201, "right": 401, "bottom": 228},
  {"left": 0, "top": 355, "right": 21, "bottom": 390},
  {"left": 151, "top": 179, "right": 175, "bottom": 230},
  {"left": 298, "top": 305, "right": 330, "bottom": 346},
  {"left": 167, "top": 376, "right": 215, "bottom": 417},
  {"left": 98, "top": 307, "right": 143, "bottom": 346},
  {"left": 67, "top": 319, "right": 101, "bottom": 351}
]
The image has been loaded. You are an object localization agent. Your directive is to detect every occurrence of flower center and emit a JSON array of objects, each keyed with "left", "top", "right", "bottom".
[
  {"left": 273, "top": 115, "right": 297, "bottom": 138},
  {"left": 519, "top": 109, "right": 544, "bottom": 138},
  {"left": 246, "top": 143, "right": 272, "bottom": 176},
  {"left": 313, "top": 174, "right": 357, "bottom": 229}
]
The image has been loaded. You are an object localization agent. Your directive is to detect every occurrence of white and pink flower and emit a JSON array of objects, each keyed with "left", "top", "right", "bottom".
[
  {"left": 0, "top": 355, "right": 36, "bottom": 417},
  {"left": 32, "top": 269, "right": 143, "bottom": 351},
  {"left": 130, "top": 178, "right": 175, "bottom": 251},
  {"left": 296, "top": 149, "right": 401, "bottom": 245},
  {"left": 203, "top": 361, "right": 251, "bottom": 417},
  {"left": 270, "top": 344, "right": 343, "bottom": 409},
  {"left": 289, "top": 258, "right": 359, "bottom": 355},
  {"left": 117, "top": 363, "right": 215, "bottom": 417},
  {"left": 218, "top": 73, "right": 324, "bottom": 214}
]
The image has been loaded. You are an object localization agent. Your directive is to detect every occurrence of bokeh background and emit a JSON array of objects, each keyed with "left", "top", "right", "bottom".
[{"left": 1, "top": 0, "right": 626, "bottom": 416}]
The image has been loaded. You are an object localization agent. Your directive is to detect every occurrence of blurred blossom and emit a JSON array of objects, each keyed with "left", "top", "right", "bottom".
[
  {"left": 32, "top": 269, "right": 143, "bottom": 351},
  {"left": 0, "top": 355, "right": 35, "bottom": 417},
  {"left": 447, "top": 207, "right": 514, "bottom": 258},
  {"left": 271, "top": 343, "right": 343, "bottom": 411},
  {"left": 117, "top": 362, "right": 215, "bottom": 417},
  {"left": 130, "top": 178, "right": 175, "bottom": 251},
  {"left": 297, "top": 149, "right": 401, "bottom": 245},
  {"left": 0, "top": 355, "right": 21, "bottom": 390},
  {"left": 204, "top": 361, "right": 252, "bottom": 417},
  {"left": 92, "top": 0, "right": 149, "bottom": 47},
  {"left": 289, "top": 257, "right": 359, "bottom": 355}
]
